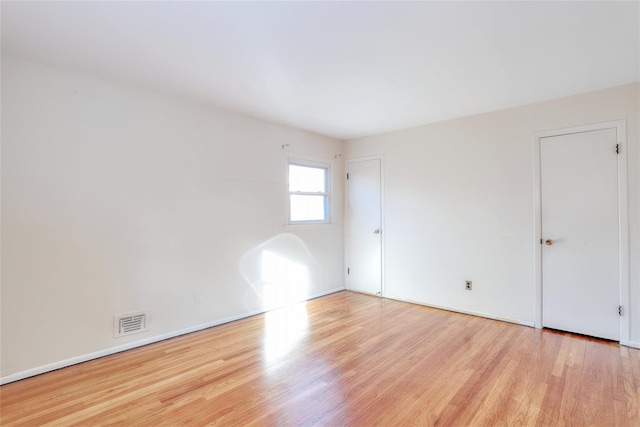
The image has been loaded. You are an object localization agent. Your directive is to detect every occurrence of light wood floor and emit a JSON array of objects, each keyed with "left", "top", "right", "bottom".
[{"left": 1, "top": 291, "right": 638, "bottom": 426}]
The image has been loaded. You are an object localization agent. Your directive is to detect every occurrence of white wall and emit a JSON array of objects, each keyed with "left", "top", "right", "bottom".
[
  {"left": 2, "top": 54, "right": 638, "bottom": 383},
  {"left": 1, "top": 55, "right": 345, "bottom": 380},
  {"left": 345, "top": 83, "right": 640, "bottom": 342}
]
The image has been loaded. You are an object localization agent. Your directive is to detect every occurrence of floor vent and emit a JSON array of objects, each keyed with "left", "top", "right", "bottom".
[{"left": 114, "top": 311, "right": 148, "bottom": 338}]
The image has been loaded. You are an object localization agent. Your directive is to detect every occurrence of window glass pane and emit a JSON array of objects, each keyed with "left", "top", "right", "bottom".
[
  {"left": 289, "top": 164, "right": 326, "bottom": 193},
  {"left": 290, "top": 195, "right": 327, "bottom": 221}
]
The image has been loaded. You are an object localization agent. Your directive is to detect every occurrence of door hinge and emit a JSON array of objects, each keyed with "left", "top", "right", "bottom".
[
  {"left": 618, "top": 305, "right": 622, "bottom": 316},
  {"left": 347, "top": 268, "right": 350, "bottom": 275},
  {"left": 616, "top": 144, "right": 619, "bottom": 154},
  {"left": 346, "top": 173, "right": 349, "bottom": 180},
  {"left": 540, "top": 238, "right": 543, "bottom": 244}
]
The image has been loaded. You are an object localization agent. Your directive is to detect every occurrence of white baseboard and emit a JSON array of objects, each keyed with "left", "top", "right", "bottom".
[
  {"left": 383, "top": 294, "right": 640, "bottom": 347},
  {"left": 0, "top": 287, "right": 345, "bottom": 385},
  {"left": 383, "top": 294, "right": 536, "bottom": 328}
]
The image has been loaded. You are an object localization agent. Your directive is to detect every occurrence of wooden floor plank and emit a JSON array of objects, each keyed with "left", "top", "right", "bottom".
[{"left": 1, "top": 291, "right": 638, "bottom": 426}]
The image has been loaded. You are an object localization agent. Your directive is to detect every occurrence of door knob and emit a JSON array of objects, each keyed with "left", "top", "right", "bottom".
[
  {"left": 373, "top": 229, "right": 381, "bottom": 234},
  {"left": 545, "top": 239, "right": 553, "bottom": 246}
]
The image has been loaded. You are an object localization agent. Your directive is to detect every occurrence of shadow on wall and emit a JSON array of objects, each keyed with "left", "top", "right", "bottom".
[{"left": 239, "top": 233, "right": 322, "bottom": 311}]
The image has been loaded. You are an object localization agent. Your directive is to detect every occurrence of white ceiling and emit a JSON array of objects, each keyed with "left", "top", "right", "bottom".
[{"left": 2, "top": 1, "right": 639, "bottom": 140}]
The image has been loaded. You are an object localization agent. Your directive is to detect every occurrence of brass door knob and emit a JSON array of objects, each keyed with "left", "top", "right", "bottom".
[{"left": 545, "top": 239, "right": 553, "bottom": 246}]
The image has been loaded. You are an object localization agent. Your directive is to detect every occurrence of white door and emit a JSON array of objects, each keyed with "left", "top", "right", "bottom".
[
  {"left": 540, "top": 128, "right": 620, "bottom": 340},
  {"left": 347, "top": 158, "right": 382, "bottom": 296}
]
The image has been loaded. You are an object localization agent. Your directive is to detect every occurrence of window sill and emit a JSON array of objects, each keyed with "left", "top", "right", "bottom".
[{"left": 285, "top": 222, "right": 336, "bottom": 231}]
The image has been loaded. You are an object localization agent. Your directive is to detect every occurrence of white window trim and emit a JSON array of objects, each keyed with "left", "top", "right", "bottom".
[{"left": 286, "top": 156, "right": 332, "bottom": 226}]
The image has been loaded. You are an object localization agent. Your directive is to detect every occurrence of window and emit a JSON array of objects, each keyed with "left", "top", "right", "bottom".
[{"left": 288, "top": 160, "right": 330, "bottom": 224}]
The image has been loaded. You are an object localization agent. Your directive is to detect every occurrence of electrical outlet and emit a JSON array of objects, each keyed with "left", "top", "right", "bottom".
[
  {"left": 465, "top": 280, "right": 472, "bottom": 291},
  {"left": 195, "top": 292, "right": 204, "bottom": 304}
]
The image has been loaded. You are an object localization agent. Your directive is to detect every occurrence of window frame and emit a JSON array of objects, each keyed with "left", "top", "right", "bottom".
[{"left": 287, "top": 157, "right": 331, "bottom": 226}]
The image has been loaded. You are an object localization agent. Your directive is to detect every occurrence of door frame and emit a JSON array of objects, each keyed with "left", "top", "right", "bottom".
[
  {"left": 345, "top": 155, "right": 385, "bottom": 297},
  {"left": 533, "top": 120, "right": 629, "bottom": 345}
]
